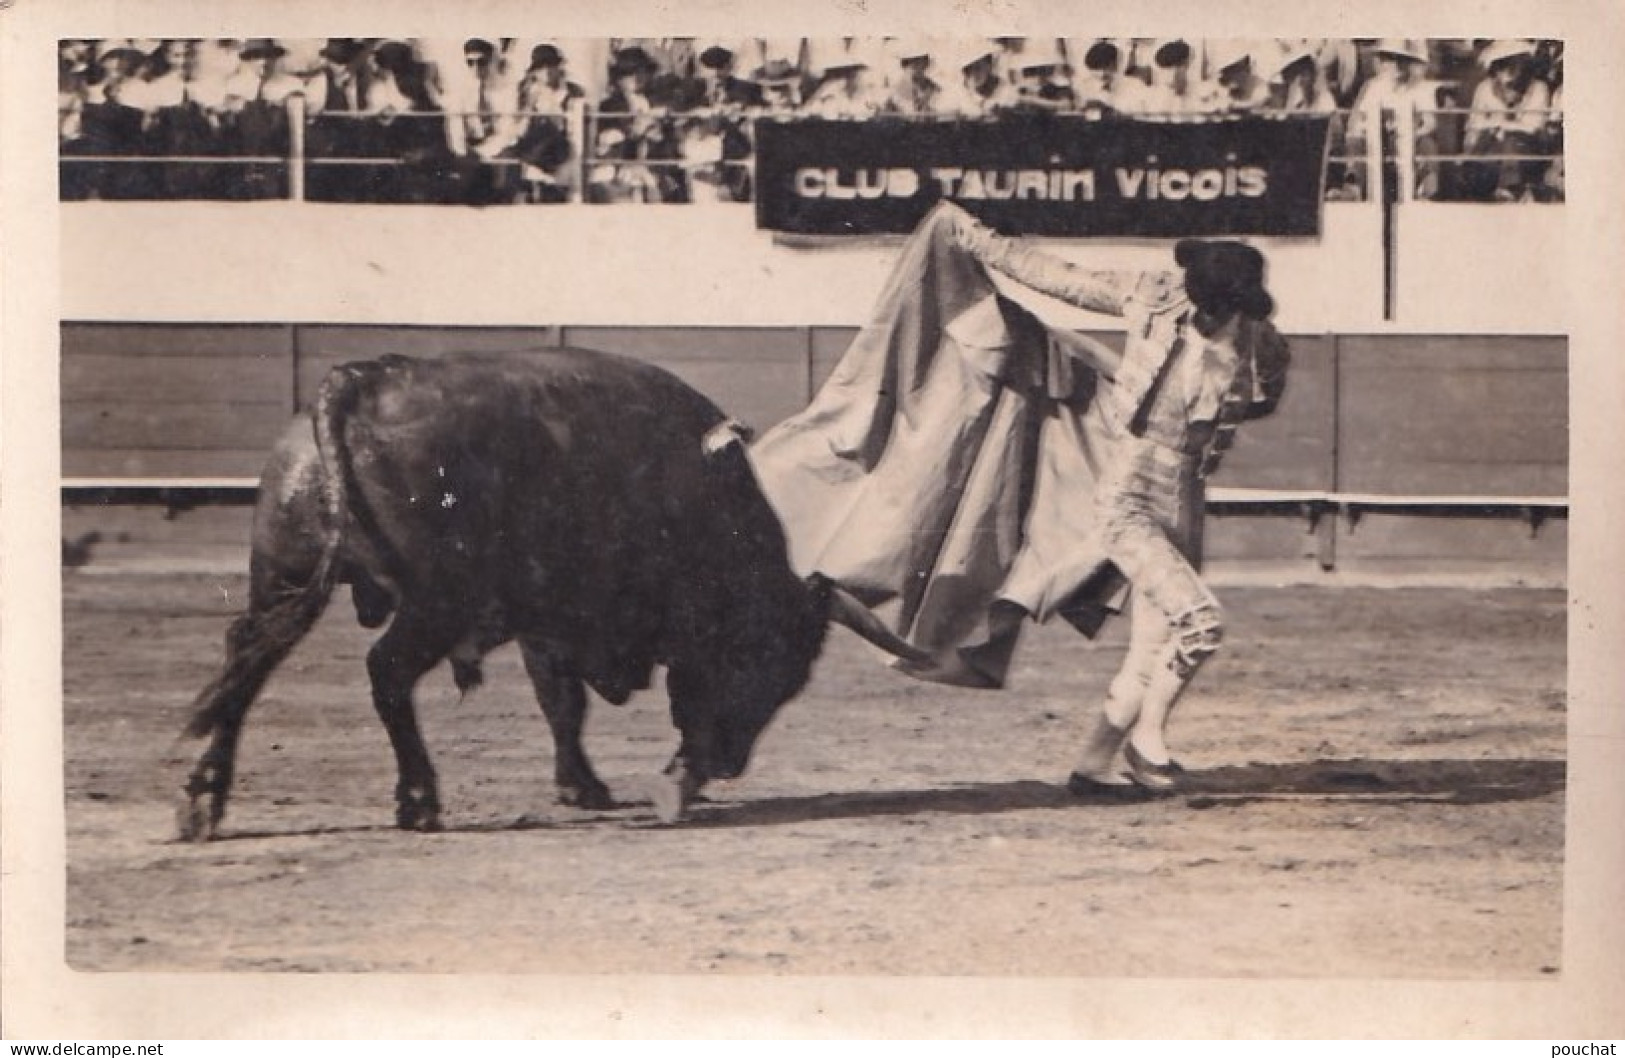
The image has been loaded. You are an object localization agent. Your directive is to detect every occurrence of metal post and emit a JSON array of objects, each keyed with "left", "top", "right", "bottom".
[
  {"left": 1320, "top": 333, "right": 1342, "bottom": 571},
  {"left": 287, "top": 94, "right": 307, "bottom": 203},
  {"left": 1392, "top": 102, "right": 1416, "bottom": 205},
  {"left": 1379, "top": 106, "right": 1398, "bottom": 321},
  {"left": 567, "top": 98, "right": 587, "bottom": 204}
]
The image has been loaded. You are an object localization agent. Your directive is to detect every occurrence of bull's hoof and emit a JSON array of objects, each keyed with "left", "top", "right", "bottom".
[
  {"left": 176, "top": 794, "right": 221, "bottom": 842},
  {"left": 395, "top": 796, "right": 443, "bottom": 833},
  {"left": 648, "top": 770, "right": 703, "bottom": 825},
  {"left": 557, "top": 783, "right": 616, "bottom": 811},
  {"left": 395, "top": 806, "right": 444, "bottom": 833}
]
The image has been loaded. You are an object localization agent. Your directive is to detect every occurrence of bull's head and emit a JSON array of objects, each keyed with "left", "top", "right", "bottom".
[{"left": 656, "top": 427, "right": 932, "bottom": 821}]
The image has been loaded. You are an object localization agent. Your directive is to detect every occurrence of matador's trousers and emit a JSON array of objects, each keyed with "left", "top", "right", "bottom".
[{"left": 1095, "top": 435, "right": 1224, "bottom": 732}]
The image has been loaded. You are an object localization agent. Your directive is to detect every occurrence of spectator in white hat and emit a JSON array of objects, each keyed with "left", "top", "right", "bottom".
[
  {"left": 938, "top": 39, "right": 1015, "bottom": 116},
  {"left": 1269, "top": 40, "right": 1337, "bottom": 114},
  {"left": 1349, "top": 38, "right": 1438, "bottom": 136},
  {"left": 1263, "top": 41, "right": 1352, "bottom": 198},
  {"left": 124, "top": 40, "right": 228, "bottom": 199},
  {"left": 1010, "top": 37, "right": 1076, "bottom": 111},
  {"left": 278, "top": 38, "right": 326, "bottom": 80},
  {"left": 119, "top": 39, "right": 190, "bottom": 115},
  {"left": 1313, "top": 38, "right": 1362, "bottom": 108},
  {"left": 1208, "top": 40, "right": 1271, "bottom": 112},
  {"left": 1347, "top": 38, "right": 1444, "bottom": 197},
  {"left": 184, "top": 39, "right": 242, "bottom": 114},
  {"left": 1121, "top": 37, "right": 1159, "bottom": 82},
  {"left": 1462, "top": 39, "right": 1552, "bottom": 201},
  {"left": 801, "top": 38, "right": 888, "bottom": 118},
  {"left": 989, "top": 36, "right": 1028, "bottom": 93},
  {"left": 223, "top": 38, "right": 305, "bottom": 109},
  {"left": 888, "top": 38, "right": 943, "bottom": 115}
]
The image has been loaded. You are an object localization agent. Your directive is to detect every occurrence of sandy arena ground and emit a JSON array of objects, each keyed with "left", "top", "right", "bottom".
[{"left": 60, "top": 558, "right": 1565, "bottom": 979}]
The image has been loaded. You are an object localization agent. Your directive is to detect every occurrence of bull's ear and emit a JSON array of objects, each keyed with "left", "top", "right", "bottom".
[{"left": 701, "top": 418, "right": 754, "bottom": 460}]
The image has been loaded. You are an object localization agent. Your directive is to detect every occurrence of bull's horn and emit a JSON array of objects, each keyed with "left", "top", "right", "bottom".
[{"left": 819, "top": 579, "right": 935, "bottom": 665}]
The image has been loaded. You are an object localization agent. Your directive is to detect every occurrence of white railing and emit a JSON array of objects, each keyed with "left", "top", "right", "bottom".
[{"left": 58, "top": 101, "right": 1561, "bottom": 207}]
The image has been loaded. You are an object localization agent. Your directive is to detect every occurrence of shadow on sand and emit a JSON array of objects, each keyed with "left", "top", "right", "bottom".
[
  {"left": 193, "top": 757, "right": 1564, "bottom": 842},
  {"left": 665, "top": 756, "right": 1567, "bottom": 830}
]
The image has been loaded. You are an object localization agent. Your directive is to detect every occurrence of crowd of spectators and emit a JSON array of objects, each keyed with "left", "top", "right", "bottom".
[{"left": 58, "top": 35, "right": 1565, "bottom": 205}]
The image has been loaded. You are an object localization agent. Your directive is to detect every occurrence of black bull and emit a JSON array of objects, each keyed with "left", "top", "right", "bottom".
[{"left": 179, "top": 349, "right": 926, "bottom": 839}]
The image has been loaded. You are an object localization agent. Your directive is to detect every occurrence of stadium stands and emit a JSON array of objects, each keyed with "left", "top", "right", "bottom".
[{"left": 58, "top": 36, "right": 1564, "bottom": 206}]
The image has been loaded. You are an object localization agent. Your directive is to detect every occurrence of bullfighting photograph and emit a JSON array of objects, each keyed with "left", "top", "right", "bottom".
[{"left": 2, "top": 0, "right": 1623, "bottom": 1043}]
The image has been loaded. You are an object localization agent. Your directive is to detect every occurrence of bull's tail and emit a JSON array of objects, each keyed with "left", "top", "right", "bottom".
[
  {"left": 183, "top": 367, "right": 363, "bottom": 740},
  {"left": 309, "top": 362, "right": 364, "bottom": 597},
  {"left": 181, "top": 590, "right": 332, "bottom": 739}
]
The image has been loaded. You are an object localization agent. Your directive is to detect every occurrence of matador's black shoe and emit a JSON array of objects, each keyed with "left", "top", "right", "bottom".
[
  {"left": 1123, "top": 742, "right": 1185, "bottom": 792},
  {"left": 1065, "top": 771, "right": 1160, "bottom": 803}
]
